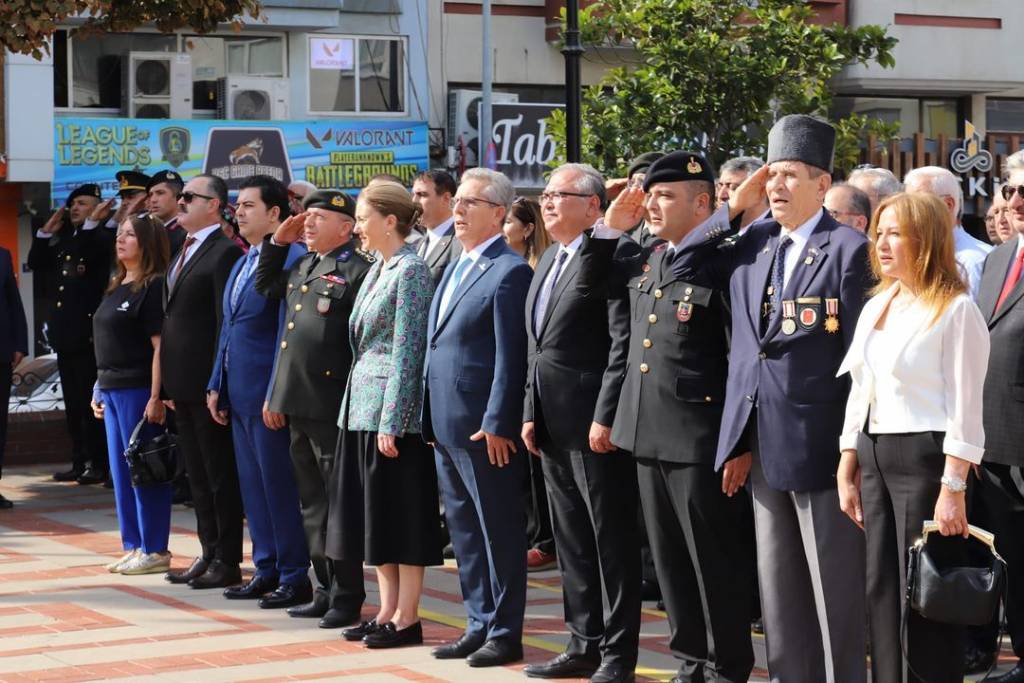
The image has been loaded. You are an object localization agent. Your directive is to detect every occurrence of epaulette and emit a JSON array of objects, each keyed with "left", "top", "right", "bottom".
[{"left": 717, "top": 234, "right": 740, "bottom": 251}]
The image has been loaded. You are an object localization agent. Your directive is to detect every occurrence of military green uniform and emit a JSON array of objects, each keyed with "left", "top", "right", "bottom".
[{"left": 254, "top": 235, "right": 372, "bottom": 616}]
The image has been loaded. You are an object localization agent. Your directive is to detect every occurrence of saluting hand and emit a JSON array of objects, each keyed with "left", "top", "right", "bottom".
[
  {"left": 273, "top": 211, "right": 308, "bottom": 245},
  {"left": 41, "top": 208, "right": 65, "bottom": 235},
  {"left": 88, "top": 198, "right": 115, "bottom": 224},
  {"left": 605, "top": 177, "right": 629, "bottom": 203},
  {"left": 604, "top": 186, "right": 647, "bottom": 230},
  {"left": 837, "top": 449, "right": 863, "bottom": 530},
  {"left": 722, "top": 451, "right": 752, "bottom": 496},
  {"left": 726, "top": 164, "right": 769, "bottom": 221},
  {"left": 471, "top": 429, "right": 516, "bottom": 467},
  {"left": 522, "top": 421, "right": 540, "bottom": 457}
]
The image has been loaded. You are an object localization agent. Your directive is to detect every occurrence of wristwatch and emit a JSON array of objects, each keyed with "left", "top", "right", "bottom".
[{"left": 941, "top": 475, "right": 968, "bottom": 493}]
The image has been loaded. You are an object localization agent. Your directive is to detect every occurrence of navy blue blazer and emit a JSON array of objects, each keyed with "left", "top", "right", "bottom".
[
  {"left": 209, "top": 243, "right": 305, "bottom": 416},
  {"left": 0, "top": 247, "right": 28, "bottom": 363},
  {"left": 672, "top": 207, "right": 872, "bottom": 492},
  {"left": 422, "top": 237, "right": 532, "bottom": 448}
]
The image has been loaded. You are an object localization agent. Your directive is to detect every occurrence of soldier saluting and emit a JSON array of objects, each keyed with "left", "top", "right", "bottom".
[{"left": 254, "top": 189, "right": 373, "bottom": 629}]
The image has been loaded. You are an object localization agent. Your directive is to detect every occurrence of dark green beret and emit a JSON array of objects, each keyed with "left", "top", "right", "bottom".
[
  {"left": 643, "top": 151, "right": 716, "bottom": 192},
  {"left": 627, "top": 151, "right": 665, "bottom": 179},
  {"left": 303, "top": 189, "right": 356, "bottom": 218},
  {"left": 66, "top": 183, "right": 102, "bottom": 205}
]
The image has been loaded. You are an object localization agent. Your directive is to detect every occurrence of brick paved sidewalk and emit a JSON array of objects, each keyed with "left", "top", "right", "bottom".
[{"left": 0, "top": 466, "right": 1014, "bottom": 682}]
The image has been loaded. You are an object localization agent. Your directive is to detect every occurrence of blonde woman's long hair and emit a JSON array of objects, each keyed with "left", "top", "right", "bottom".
[{"left": 867, "top": 191, "right": 966, "bottom": 323}]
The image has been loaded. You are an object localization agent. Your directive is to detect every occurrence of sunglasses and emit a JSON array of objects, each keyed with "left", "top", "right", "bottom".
[
  {"left": 1001, "top": 185, "right": 1024, "bottom": 201},
  {"left": 177, "top": 191, "right": 215, "bottom": 204}
]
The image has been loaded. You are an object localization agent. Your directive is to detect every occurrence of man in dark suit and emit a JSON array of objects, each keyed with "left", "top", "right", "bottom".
[
  {"left": 423, "top": 168, "right": 532, "bottom": 668},
  {"left": 161, "top": 174, "right": 245, "bottom": 590},
  {"left": 520, "top": 163, "right": 641, "bottom": 683},
  {"left": 598, "top": 152, "right": 757, "bottom": 683},
  {"left": 207, "top": 176, "right": 311, "bottom": 609},
  {"left": 0, "top": 246, "right": 28, "bottom": 509},
  {"left": 27, "top": 184, "right": 111, "bottom": 485},
  {"left": 975, "top": 152, "right": 1024, "bottom": 683},
  {"left": 254, "top": 188, "right": 373, "bottom": 628},
  {"left": 146, "top": 170, "right": 187, "bottom": 256},
  {"left": 642, "top": 116, "right": 871, "bottom": 681},
  {"left": 412, "top": 170, "right": 461, "bottom": 286}
]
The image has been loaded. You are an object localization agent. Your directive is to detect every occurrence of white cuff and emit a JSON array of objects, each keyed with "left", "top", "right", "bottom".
[
  {"left": 35, "top": 229, "right": 51, "bottom": 239},
  {"left": 591, "top": 218, "right": 625, "bottom": 240},
  {"left": 839, "top": 432, "right": 860, "bottom": 452},
  {"left": 941, "top": 436, "right": 984, "bottom": 465},
  {"left": 81, "top": 218, "right": 99, "bottom": 231}
]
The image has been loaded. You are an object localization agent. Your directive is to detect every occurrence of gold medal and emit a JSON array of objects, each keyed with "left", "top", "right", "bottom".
[
  {"left": 825, "top": 298, "right": 840, "bottom": 334},
  {"left": 825, "top": 316, "right": 840, "bottom": 333}
]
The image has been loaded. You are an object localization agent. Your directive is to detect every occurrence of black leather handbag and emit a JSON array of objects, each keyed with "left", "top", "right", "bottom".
[
  {"left": 123, "top": 418, "right": 178, "bottom": 487},
  {"left": 903, "top": 521, "right": 1006, "bottom": 681}
]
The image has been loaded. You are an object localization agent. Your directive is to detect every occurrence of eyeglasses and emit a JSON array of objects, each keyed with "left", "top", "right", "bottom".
[
  {"left": 538, "top": 190, "right": 594, "bottom": 203},
  {"left": 178, "top": 191, "right": 215, "bottom": 204},
  {"left": 450, "top": 196, "right": 501, "bottom": 210},
  {"left": 1001, "top": 184, "right": 1024, "bottom": 201}
]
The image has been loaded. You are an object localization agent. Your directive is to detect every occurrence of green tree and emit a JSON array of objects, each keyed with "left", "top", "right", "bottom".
[
  {"left": 548, "top": 0, "right": 899, "bottom": 176},
  {"left": 1, "top": 0, "right": 262, "bottom": 59}
]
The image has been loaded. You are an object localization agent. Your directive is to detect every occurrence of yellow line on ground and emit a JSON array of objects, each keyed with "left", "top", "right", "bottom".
[{"left": 527, "top": 579, "right": 668, "bottom": 618}]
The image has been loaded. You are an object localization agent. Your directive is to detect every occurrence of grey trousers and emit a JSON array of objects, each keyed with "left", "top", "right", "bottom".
[{"left": 750, "top": 452, "right": 867, "bottom": 683}]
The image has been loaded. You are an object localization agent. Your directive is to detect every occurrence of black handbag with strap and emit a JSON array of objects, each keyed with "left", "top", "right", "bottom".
[
  {"left": 903, "top": 521, "right": 1006, "bottom": 682},
  {"left": 123, "top": 417, "right": 178, "bottom": 487}
]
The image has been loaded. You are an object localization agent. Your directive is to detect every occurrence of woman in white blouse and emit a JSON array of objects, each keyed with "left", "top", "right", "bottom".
[{"left": 836, "top": 191, "right": 990, "bottom": 683}]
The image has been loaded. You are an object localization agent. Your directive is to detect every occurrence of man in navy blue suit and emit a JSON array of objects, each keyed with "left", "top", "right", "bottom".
[
  {"left": 207, "top": 176, "right": 311, "bottom": 608},
  {"left": 423, "top": 167, "right": 533, "bottom": 668},
  {"left": 608, "top": 115, "right": 870, "bottom": 681},
  {"left": 0, "top": 246, "right": 28, "bottom": 509}
]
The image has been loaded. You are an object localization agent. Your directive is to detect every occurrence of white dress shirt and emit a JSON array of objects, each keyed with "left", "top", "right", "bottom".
[
  {"left": 779, "top": 208, "right": 823, "bottom": 290},
  {"left": 837, "top": 283, "right": 990, "bottom": 463},
  {"left": 436, "top": 232, "right": 504, "bottom": 319},
  {"left": 421, "top": 216, "right": 455, "bottom": 257},
  {"left": 533, "top": 233, "right": 583, "bottom": 333},
  {"left": 168, "top": 224, "right": 220, "bottom": 286},
  {"left": 954, "top": 225, "right": 994, "bottom": 300}
]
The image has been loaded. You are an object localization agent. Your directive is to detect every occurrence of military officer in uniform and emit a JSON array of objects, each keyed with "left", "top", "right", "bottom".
[
  {"left": 28, "top": 183, "right": 112, "bottom": 485},
  {"left": 254, "top": 189, "right": 373, "bottom": 629},
  {"left": 84, "top": 170, "right": 151, "bottom": 233},
  {"left": 146, "top": 170, "right": 187, "bottom": 256},
  {"left": 599, "top": 152, "right": 755, "bottom": 683}
]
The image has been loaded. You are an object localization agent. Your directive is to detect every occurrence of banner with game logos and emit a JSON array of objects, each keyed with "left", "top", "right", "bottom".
[{"left": 51, "top": 118, "right": 429, "bottom": 207}]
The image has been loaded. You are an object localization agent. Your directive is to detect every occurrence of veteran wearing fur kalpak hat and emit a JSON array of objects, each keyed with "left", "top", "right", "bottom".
[
  {"left": 597, "top": 151, "right": 757, "bottom": 682},
  {"left": 254, "top": 188, "right": 374, "bottom": 628},
  {"left": 661, "top": 114, "right": 874, "bottom": 682}
]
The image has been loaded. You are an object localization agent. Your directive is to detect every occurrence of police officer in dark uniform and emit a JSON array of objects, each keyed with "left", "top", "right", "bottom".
[
  {"left": 254, "top": 189, "right": 373, "bottom": 629},
  {"left": 146, "top": 170, "right": 187, "bottom": 256},
  {"left": 598, "top": 152, "right": 755, "bottom": 683},
  {"left": 28, "top": 184, "right": 113, "bottom": 484}
]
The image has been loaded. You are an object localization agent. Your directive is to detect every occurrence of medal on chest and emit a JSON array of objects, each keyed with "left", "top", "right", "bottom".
[
  {"left": 316, "top": 296, "right": 331, "bottom": 314},
  {"left": 676, "top": 301, "right": 693, "bottom": 322},
  {"left": 781, "top": 300, "right": 797, "bottom": 335},
  {"left": 824, "top": 298, "right": 840, "bottom": 333}
]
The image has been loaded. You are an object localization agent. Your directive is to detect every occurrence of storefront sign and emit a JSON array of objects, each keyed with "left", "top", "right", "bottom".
[
  {"left": 52, "top": 118, "right": 428, "bottom": 206},
  {"left": 950, "top": 120, "right": 995, "bottom": 198},
  {"left": 488, "top": 103, "right": 563, "bottom": 189},
  {"left": 309, "top": 37, "right": 355, "bottom": 71}
]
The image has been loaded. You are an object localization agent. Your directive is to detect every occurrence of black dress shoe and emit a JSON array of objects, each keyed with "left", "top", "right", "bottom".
[
  {"left": 640, "top": 578, "right": 662, "bottom": 602},
  {"left": 431, "top": 632, "right": 487, "bottom": 659},
  {"left": 364, "top": 621, "right": 423, "bottom": 649},
  {"left": 223, "top": 575, "right": 278, "bottom": 600},
  {"left": 442, "top": 543, "right": 455, "bottom": 560},
  {"left": 76, "top": 467, "right": 106, "bottom": 485},
  {"left": 590, "top": 661, "right": 634, "bottom": 683},
  {"left": 342, "top": 619, "right": 379, "bottom": 641},
  {"left": 53, "top": 467, "right": 84, "bottom": 482},
  {"left": 965, "top": 646, "right": 996, "bottom": 675},
  {"left": 258, "top": 582, "right": 313, "bottom": 609},
  {"left": 751, "top": 619, "right": 764, "bottom": 635},
  {"left": 993, "top": 661, "right": 1024, "bottom": 683},
  {"left": 319, "top": 607, "right": 361, "bottom": 629},
  {"left": 287, "top": 594, "right": 329, "bottom": 618},
  {"left": 188, "top": 560, "right": 242, "bottom": 589},
  {"left": 524, "top": 652, "right": 600, "bottom": 678},
  {"left": 165, "top": 557, "right": 209, "bottom": 584},
  {"left": 0, "top": 494, "right": 13, "bottom": 510},
  {"left": 466, "top": 637, "right": 524, "bottom": 667}
]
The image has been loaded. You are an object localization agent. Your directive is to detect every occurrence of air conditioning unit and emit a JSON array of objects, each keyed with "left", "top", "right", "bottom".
[
  {"left": 123, "top": 52, "right": 192, "bottom": 119},
  {"left": 217, "top": 76, "right": 290, "bottom": 120},
  {"left": 447, "top": 89, "right": 519, "bottom": 166}
]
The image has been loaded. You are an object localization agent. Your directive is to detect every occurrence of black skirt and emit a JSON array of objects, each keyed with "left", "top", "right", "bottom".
[{"left": 325, "top": 429, "right": 443, "bottom": 567}]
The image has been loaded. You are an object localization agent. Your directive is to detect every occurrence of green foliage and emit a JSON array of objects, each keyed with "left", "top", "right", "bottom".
[
  {"left": 0, "top": 0, "right": 262, "bottom": 60},
  {"left": 834, "top": 113, "right": 901, "bottom": 174},
  {"left": 549, "top": 0, "right": 897, "bottom": 176}
]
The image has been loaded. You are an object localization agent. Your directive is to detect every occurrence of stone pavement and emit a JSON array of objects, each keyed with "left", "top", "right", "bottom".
[{"left": 0, "top": 465, "right": 1015, "bottom": 682}]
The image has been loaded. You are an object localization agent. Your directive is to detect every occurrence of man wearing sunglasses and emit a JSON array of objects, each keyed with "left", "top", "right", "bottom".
[{"left": 161, "top": 174, "right": 245, "bottom": 591}]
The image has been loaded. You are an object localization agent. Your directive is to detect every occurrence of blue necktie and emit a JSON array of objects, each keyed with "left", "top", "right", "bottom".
[
  {"left": 534, "top": 249, "right": 568, "bottom": 334},
  {"left": 763, "top": 235, "right": 791, "bottom": 333},
  {"left": 230, "top": 249, "right": 258, "bottom": 311},
  {"left": 439, "top": 256, "right": 472, "bottom": 319}
]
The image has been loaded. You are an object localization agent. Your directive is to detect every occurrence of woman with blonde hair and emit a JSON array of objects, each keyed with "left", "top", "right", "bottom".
[
  {"left": 836, "top": 191, "right": 989, "bottom": 682},
  {"left": 326, "top": 180, "right": 442, "bottom": 648},
  {"left": 503, "top": 196, "right": 550, "bottom": 269}
]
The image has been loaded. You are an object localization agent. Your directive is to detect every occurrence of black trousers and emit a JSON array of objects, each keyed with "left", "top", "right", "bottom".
[
  {"left": 524, "top": 442, "right": 555, "bottom": 555},
  {"left": 0, "top": 362, "right": 10, "bottom": 478},
  {"left": 288, "top": 416, "right": 364, "bottom": 612},
  {"left": 56, "top": 346, "right": 107, "bottom": 472},
  {"left": 977, "top": 462, "right": 1024, "bottom": 659},
  {"left": 637, "top": 457, "right": 754, "bottom": 682},
  {"left": 174, "top": 399, "right": 243, "bottom": 565},
  {"left": 859, "top": 431, "right": 967, "bottom": 683},
  {"left": 539, "top": 442, "right": 641, "bottom": 667}
]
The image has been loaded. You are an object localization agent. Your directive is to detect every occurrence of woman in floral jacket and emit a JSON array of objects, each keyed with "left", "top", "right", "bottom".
[{"left": 326, "top": 180, "right": 441, "bottom": 649}]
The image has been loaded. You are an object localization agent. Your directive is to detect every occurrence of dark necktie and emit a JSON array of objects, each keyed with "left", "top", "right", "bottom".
[
  {"left": 172, "top": 236, "right": 197, "bottom": 281},
  {"left": 418, "top": 235, "right": 429, "bottom": 258},
  {"left": 762, "top": 234, "right": 792, "bottom": 333},
  {"left": 659, "top": 246, "right": 676, "bottom": 280},
  {"left": 535, "top": 249, "right": 568, "bottom": 334}
]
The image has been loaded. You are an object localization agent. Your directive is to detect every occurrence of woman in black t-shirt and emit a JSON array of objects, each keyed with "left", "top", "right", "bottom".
[{"left": 90, "top": 214, "right": 172, "bottom": 576}]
